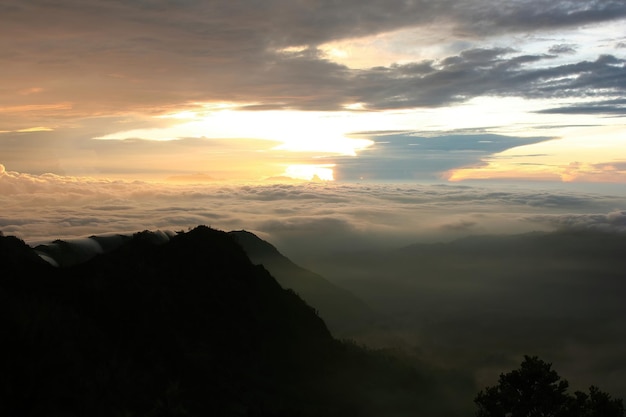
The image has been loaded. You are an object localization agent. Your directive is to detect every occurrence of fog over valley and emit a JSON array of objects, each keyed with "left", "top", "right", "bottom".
[{"left": 3, "top": 166, "right": 625, "bottom": 413}]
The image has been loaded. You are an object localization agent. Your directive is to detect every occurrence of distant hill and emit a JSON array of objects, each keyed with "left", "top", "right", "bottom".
[
  {"left": 311, "top": 229, "right": 626, "bottom": 398},
  {"left": 0, "top": 226, "right": 467, "bottom": 417},
  {"left": 229, "top": 230, "right": 404, "bottom": 347}
]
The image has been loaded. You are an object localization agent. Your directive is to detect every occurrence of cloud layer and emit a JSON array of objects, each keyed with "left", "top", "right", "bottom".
[{"left": 2, "top": 164, "right": 624, "bottom": 262}]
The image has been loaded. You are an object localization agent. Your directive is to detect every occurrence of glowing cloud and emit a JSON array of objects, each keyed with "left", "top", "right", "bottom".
[
  {"left": 447, "top": 125, "right": 626, "bottom": 183},
  {"left": 283, "top": 164, "right": 335, "bottom": 181},
  {"left": 96, "top": 105, "right": 375, "bottom": 157}
]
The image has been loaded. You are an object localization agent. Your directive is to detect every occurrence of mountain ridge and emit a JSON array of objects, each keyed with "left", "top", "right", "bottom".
[
  {"left": 0, "top": 225, "right": 465, "bottom": 416},
  {"left": 27, "top": 227, "right": 405, "bottom": 348},
  {"left": 229, "top": 230, "right": 404, "bottom": 348}
]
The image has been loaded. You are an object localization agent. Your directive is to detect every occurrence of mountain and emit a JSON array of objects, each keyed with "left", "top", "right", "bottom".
[
  {"left": 229, "top": 230, "right": 403, "bottom": 347},
  {"left": 0, "top": 226, "right": 466, "bottom": 417},
  {"left": 31, "top": 229, "right": 403, "bottom": 347},
  {"left": 310, "top": 229, "right": 626, "bottom": 398}
]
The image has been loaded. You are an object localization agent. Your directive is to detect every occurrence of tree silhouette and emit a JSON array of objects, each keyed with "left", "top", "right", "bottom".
[{"left": 475, "top": 356, "right": 624, "bottom": 417}]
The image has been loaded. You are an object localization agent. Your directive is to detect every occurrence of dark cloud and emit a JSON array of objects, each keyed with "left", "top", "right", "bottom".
[
  {"left": 331, "top": 133, "right": 553, "bottom": 181},
  {"left": 2, "top": 0, "right": 626, "bottom": 119},
  {"left": 352, "top": 51, "right": 626, "bottom": 110},
  {"left": 451, "top": 1, "right": 626, "bottom": 35},
  {"left": 536, "top": 98, "right": 626, "bottom": 115},
  {"left": 548, "top": 43, "right": 578, "bottom": 54}
]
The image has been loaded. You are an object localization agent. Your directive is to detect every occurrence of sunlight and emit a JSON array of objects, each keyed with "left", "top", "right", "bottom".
[
  {"left": 447, "top": 125, "right": 626, "bottom": 183},
  {"left": 284, "top": 164, "right": 335, "bottom": 181},
  {"left": 317, "top": 25, "right": 459, "bottom": 69},
  {"left": 96, "top": 105, "right": 375, "bottom": 156},
  {"left": 93, "top": 100, "right": 624, "bottom": 185},
  {"left": 192, "top": 108, "right": 374, "bottom": 156},
  {"left": 16, "top": 126, "right": 54, "bottom": 132}
]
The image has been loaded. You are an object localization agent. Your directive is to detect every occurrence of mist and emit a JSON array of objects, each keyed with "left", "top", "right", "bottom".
[
  {"left": 304, "top": 230, "right": 626, "bottom": 394},
  {"left": 2, "top": 168, "right": 626, "bottom": 407}
]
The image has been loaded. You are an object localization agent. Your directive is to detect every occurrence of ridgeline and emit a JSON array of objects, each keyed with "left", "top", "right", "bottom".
[{"left": 0, "top": 226, "right": 457, "bottom": 417}]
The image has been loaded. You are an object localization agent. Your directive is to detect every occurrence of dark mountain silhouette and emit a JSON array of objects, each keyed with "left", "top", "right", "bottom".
[
  {"left": 229, "top": 230, "right": 403, "bottom": 348},
  {"left": 0, "top": 226, "right": 464, "bottom": 417},
  {"left": 32, "top": 231, "right": 172, "bottom": 268}
]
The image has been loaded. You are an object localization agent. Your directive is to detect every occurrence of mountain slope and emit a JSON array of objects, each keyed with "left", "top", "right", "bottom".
[
  {"left": 0, "top": 226, "right": 461, "bottom": 417},
  {"left": 229, "top": 230, "right": 403, "bottom": 347}
]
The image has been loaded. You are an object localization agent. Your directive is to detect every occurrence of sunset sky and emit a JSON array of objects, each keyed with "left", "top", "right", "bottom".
[
  {"left": 3, "top": 2, "right": 626, "bottom": 404},
  {"left": 1, "top": 0, "right": 626, "bottom": 247},
  {"left": 2, "top": 0, "right": 625, "bottom": 183}
]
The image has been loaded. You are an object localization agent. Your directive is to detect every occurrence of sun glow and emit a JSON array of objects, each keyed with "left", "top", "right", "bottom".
[
  {"left": 447, "top": 125, "right": 626, "bottom": 183},
  {"left": 97, "top": 105, "right": 375, "bottom": 156},
  {"left": 284, "top": 164, "right": 335, "bottom": 181}
]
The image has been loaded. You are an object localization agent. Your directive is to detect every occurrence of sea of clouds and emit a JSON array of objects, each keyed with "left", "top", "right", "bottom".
[
  {"left": 3, "top": 163, "right": 626, "bottom": 400},
  {"left": 1, "top": 163, "right": 625, "bottom": 263}
]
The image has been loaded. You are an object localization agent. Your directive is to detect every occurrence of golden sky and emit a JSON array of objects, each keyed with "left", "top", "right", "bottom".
[{"left": 1, "top": 1, "right": 625, "bottom": 183}]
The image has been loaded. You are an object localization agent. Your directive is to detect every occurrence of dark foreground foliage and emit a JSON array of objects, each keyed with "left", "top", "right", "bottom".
[
  {"left": 475, "top": 355, "right": 624, "bottom": 417},
  {"left": 0, "top": 226, "right": 452, "bottom": 417}
]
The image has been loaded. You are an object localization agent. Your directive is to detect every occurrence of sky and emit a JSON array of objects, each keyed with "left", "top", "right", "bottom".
[
  {"left": 1, "top": 0, "right": 625, "bottom": 184},
  {"left": 1, "top": 0, "right": 626, "bottom": 248},
  {"left": 2, "top": 2, "right": 626, "bottom": 397}
]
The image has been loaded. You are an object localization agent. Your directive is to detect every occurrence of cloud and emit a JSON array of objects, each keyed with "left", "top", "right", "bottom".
[
  {"left": 2, "top": 2, "right": 625, "bottom": 182},
  {"left": 2, "top": 167, "right": 624, "bottom": 263},
  {"left": 352, "top": 51, "right": 626, "bottom": 110},
  {"left": 558, "top": 160, "right": 626, "bottom": 183},
  {"left": 439, "top": 220, "right": 477, "bottom": 231},
  {"left": 331, "top": 133, "right": 554, "bottom": 181},
  {"left": 525, "top": 210, "right": 626, "bottom": 232},
  {"left": 2, "top": 1, "right": 626, "bottom": 121},
  {"left": 258, "top": 216, "right": 356, "bottom": 234},
  {"left": 0, "top": 129, "right": 292, "bottom": 179},
  {"left": 34, "top": 230, "right": 176, "bottom": 267},
  {"left": 536, "top": 98, "right": 626, "bottom": 115},
  {"left": 548, "top": 44, "right": 578, "bottom": 55},
  {"left": 450, "top": 1, "right": 626, "bottom": 35}
]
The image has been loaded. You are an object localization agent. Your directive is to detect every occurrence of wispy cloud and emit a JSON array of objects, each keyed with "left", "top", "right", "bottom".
[{"left": 536, "top": 98, "right": 626, "bottom": 115}]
